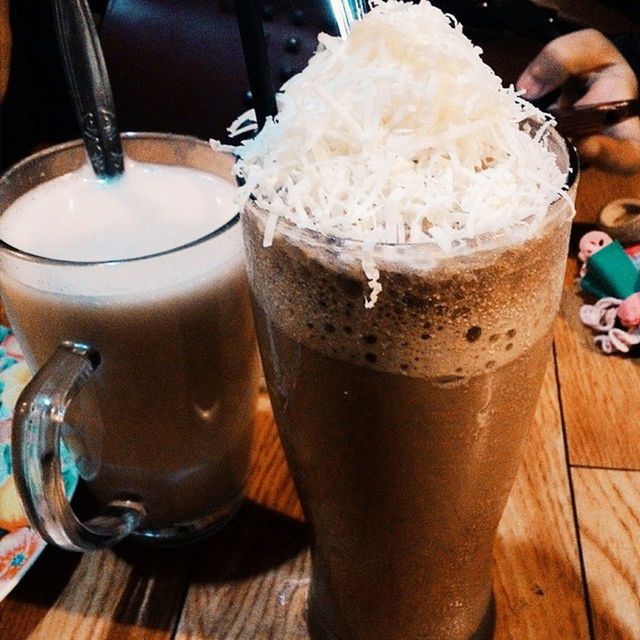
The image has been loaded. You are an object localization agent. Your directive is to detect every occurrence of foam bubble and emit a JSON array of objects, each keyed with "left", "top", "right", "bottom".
[{"left": 243, "top": 199, "right": 572, "bottom": 379}]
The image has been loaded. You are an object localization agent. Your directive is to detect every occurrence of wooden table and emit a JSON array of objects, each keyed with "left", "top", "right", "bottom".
[{"left": 0, "top": 161, "right": 639, "bottom": 639}]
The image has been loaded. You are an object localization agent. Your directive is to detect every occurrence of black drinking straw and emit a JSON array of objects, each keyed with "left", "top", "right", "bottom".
[{"left": 235, "top": 0, "right": 278, "bottom": 131}]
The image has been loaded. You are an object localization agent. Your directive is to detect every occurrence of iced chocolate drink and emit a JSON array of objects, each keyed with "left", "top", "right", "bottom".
[
  {"left": 232, "top": 1, "right": 577, "bottom": 637},
  {"left": 244, "top": 149, "right": 574, "bottom": 637}
]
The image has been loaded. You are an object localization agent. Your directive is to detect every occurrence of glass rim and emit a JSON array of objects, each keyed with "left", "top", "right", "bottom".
[
  {"left": 0, "top": 132, "right": 240, "bottom": 267},
  {"left": 248, "top": 135, "right": 579, "bottom": 253}
]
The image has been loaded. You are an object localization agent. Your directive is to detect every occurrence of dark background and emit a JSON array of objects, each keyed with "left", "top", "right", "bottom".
[{"left": 1, "top": 0, "right": 639, "bottom": 172}]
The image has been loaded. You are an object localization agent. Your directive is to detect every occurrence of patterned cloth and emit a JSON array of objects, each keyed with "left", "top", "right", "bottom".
[{"left": 0, "top": 327, "right": 78, "bottom": 601}]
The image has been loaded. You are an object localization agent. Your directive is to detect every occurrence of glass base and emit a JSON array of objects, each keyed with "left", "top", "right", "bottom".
[
  {"left": 307, "top": 591, "right": 496, "bottom": 640},
  {"left": 470, "top": 595, "right": 496, "bottom": 640},
  {"left": 129, "top": 494, "right": 245, "bottom": 547}
]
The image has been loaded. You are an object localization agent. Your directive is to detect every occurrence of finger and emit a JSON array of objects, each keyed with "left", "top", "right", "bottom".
[
  {"left": 576, "top": 135, "right": 640, "bottom": 174},
  {"left": 548, "top": 63, "right": 637, "bottom": 117},
  {"left": 574, "top": 63, "right": 638, "bottom": 106},
  {"left": 517, "top": 54, "right": 567, "bottom": 100},
  {"left": 517, "top": 29, "right": 623, "bottom": 99},
  {"left": 551, "top": 80, "right": 590, "bottom": 110}
]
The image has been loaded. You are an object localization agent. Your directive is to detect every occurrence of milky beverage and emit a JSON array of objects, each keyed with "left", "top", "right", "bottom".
[
  {"left": 236, "top": 1, "right": 576, "bottom": 637},
  {"left": 0, "top": 152, "right": 259, "bottom": 535}
]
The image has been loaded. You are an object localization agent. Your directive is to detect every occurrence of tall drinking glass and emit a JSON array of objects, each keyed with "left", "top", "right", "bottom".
[{"left": 243, "top": 129, "right": 577, "bottom": 639}]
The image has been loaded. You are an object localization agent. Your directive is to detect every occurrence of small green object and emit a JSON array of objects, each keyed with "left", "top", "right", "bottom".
[{"left": 581, "top": 240, "right": 640, "bottom": 299}]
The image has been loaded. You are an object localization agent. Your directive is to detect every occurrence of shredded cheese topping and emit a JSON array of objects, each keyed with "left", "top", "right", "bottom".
[{"left": 218, "top": 0, "right": 569, "bottom": 305}]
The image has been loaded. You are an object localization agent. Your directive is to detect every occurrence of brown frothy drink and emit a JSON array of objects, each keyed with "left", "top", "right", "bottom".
[
  {"left": 0, "top": 135, "right": 260, "bottom": 543},
  {"left": 232, "top": 1, "right": 577, "bottom": 633},
  {"left": 243, "top": 179, "right": 573, "bottom": 638}
]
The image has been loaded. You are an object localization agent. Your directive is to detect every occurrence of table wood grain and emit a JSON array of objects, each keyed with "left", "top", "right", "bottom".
[
  {"left": 493, "top": 363, "right": 588, "bottom": 640},
  {"left": 555, "top": 283, "right": 640, "bottom": 470},
  {"left": 573, "top": 468, "right": 640, "bottom": 640}
]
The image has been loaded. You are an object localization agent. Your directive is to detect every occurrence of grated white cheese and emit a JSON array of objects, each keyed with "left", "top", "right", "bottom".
[{"left": 220, "top": 0, "right": 569, "bottom": 301}]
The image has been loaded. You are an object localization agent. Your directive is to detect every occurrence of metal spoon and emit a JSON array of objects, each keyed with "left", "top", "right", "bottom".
[
  {"left": 53, "top": 0, "right": 124, "bottom": 178},
  {"left": 548, "top": 99, "right": 640, "bottom": 139},
  {"left": 330, "top": 0, "right": 369, "bottom": 38}
]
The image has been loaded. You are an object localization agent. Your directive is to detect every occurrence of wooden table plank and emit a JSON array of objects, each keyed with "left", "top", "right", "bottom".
[
  {"left": 573, "top": 468, "right": 640, "bottom": 640},
  {"left": 493, "top": 358, "right": 589, "bottom": 639},
  {"left": 174, "top": 505, "right": 309, "bottom": 640},
  {"left": 554, "top": 164, "right": 640, "bottom": 471},
  {"left": 245, "top": 395, "right": 302, "bottom": 520},
  {"left": 0, "top": 543, "right": 191, "bottom": 640},
  {"left": 574, "top": 168, "right": 640, "bottom": 227},
  {"left": 555, "top": 284, "right": 640, "bottom": 470}
]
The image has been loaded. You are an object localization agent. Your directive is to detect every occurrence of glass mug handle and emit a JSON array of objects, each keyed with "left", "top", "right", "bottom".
[{"left": 11, "top": 340, "right": 146, "bottom": 552}]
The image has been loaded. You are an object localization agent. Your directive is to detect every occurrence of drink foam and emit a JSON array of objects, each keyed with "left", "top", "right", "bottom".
[
  {"left": 244, "top": 201, "right": 572, "bottom": 379},
  {"left": 0, "top": 159, "right": 244, "bottom": 297},
  {"left": 0, "top": 159, "right": 236, "bottom": 261}
]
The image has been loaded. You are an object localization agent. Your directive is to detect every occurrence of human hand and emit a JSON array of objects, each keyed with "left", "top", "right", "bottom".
[{"left": 517, "top": 29, "right": 640, "bottom": 174}]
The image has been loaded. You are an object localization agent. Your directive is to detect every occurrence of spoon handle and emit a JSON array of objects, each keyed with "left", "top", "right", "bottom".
[
  {"left": 53, "top": 0, "right": 124, "bottom": 178},
  {"left": 332, "top": 0, "right": 369, "bottom": 37}
]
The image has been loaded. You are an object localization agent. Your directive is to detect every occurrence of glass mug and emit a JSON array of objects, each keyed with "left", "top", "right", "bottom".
[
  {"left": 243, "top": 128, "right": 578, "bottom": 639},
  {"left": 1, "top": 134, "right": 259, "bottom": 551}
]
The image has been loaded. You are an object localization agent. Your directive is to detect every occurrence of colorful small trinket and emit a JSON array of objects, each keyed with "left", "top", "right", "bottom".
[{"left": 578, "top": 230, "right": 640, "bottom": 354}]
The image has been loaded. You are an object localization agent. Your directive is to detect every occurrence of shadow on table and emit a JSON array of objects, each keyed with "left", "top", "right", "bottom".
[
  {"left": 0, "top": 499, "right": 308, "bottom": 638},
  {"left": 186, "top": 499, "right": 309, "bottom": 584},
  {"left": 109, "top": 500, "right": 309, "bottom": 634}
]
